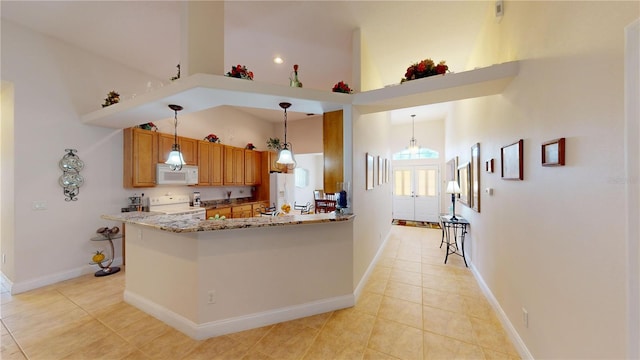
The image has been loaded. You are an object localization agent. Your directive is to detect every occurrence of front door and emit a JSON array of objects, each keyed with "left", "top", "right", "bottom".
[{"left": 392, "top": 165, "right": 440, "bottom": 222}]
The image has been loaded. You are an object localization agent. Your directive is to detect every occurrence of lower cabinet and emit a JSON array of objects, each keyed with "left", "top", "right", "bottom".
[
  {"left": 231, "top": 204, "right": 253, "bottom": 218},
  {"left": 206, "top": 207, "right": 231, "bottom": 219}
]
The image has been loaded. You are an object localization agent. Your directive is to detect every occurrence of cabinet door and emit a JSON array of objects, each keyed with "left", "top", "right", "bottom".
[
  {"left": 180, "top": 137, "right": 198, "bottom": 165},
  {"left": 223, "top": 146, "right": 235, "bottom": 185},
  {"left": 223, "top": 145, "right": 246, "bottom": 185},
  {"left": 158, "top": 133, "right": 174, "bottom": 164},
  {"left": 158, "top": 134, "right": 197, "bottom": 165},
  {"left": 197, "top": 141, "right": 211, "bottom": 186},
  {"left": 233, "top": 147, "right": 245, "bottom": 185},
  {"left": 232, "top": 204, "right": 252, "bottom": 218},
  {"left": 210, "top": 143, "right": 223, "bottom": 186},
  {"left": 268, "top": 151, "right": 288, "bottom": 173},
  {"left": 244, "top": 150, "right": 262, "bottom": 185},
  {"left": 123, "top": 128, "right": 158, "bottom": 188}
]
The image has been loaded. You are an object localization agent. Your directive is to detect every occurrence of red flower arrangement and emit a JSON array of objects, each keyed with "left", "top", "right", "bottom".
[
  {"left": 226, "top": 64, "right": 254, "bottom": 80},
  {"left": 138, "top": 122, "right": 158, "bottom": 131},
  {"left": 204, "top": 134, "right": 221, "bottom": 143},
  {"left": 401, "top": 59, "right": 448, "bottom": 83},
  {"left": 245, "top": 143, "right": 256, "bottom": 150},
  {"left": 332, "top": 81, "right": 353, "bottom": 94}
]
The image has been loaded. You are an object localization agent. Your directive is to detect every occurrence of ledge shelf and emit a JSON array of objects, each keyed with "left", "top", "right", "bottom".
[
  {"left": 352, "top": 61, "right": 520, "bottom": 114},
  {"left": 81, "top": 61, "right": 519, "bottom": 129}
]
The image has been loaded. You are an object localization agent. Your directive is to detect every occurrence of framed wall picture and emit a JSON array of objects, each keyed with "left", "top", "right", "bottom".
[
  {"left": 366, "top": 153, "right": 374, "bottom": 190},
  {"left": 457, "top": 162, "right": 471, "bottom": 206},
  {"left": 486, "top": 159, "right": 494, "bottom": 173},
  {"left": 501, "top": 139, "right": 524, "bottom": 180},
  {"left": 542, "top": 138, "right": 565, "bottom": 166},
  {"left": 471, "top": 143, "right": 480, "bottom": 212},
  {"left": 384, "top": 158, "right": 389, "bottom": 183},
  {"left": 378, "top": 156, "right": 384, "bottom": 185}
]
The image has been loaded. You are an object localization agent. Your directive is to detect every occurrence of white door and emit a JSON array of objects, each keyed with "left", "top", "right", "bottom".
[{"left": 392, "top": 165, "right": 440, "bottom": 222}]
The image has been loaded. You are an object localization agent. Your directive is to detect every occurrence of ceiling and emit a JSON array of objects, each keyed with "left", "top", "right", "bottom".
[{"left": 1, "top": 0, "right": 492, "bottom": 124}]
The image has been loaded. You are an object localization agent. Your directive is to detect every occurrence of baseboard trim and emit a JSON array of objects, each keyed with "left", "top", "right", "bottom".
[
  {"left": 470, "top": 262, "right": 533, "bottom": 360},
  {"left": 7, "top": 257, "right": 123, "bottom": 294},
  {"left": 353, "top": 228, "right": 391, "bottom": 302},
  {"left": 124, "top": 290, "right": 354, "bottom": 340}
]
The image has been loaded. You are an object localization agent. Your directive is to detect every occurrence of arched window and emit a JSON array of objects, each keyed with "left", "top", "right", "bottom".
[{"left": 392, "top": 148, "right": 439, "bottom": 160}]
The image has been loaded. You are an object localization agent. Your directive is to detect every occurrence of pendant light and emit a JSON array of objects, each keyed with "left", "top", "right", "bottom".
[
  {"left": 407, "top": 114, "right": 420, "bottom": 156},
  {"left": 165, "top": 104, "right": 186, "bottom": 171},
  {"left": 276, "top": 102, "right": 296, "bottom": 167}
]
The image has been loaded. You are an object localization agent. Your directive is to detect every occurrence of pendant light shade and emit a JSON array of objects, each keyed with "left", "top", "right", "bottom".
[
  {"left": 276, "top": 102, "right": 296, "bottom": 166},
  {"left": 407, "top": 114, "right": 420, "bottom": 156},
  {"left": 165, "top": 104, "right": 185, "bottom": 171}
]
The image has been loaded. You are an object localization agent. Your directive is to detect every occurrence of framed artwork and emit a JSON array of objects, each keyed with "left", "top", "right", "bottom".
[
  {"left": 378, "top": 156, "right": 384, "bottom": 185},
  {"left": 501, "top": 139, "right": 524, "bottom": 180},
  {"left": 366, "top": 153, "right": 374, "bottom": 190},
  {"left": 485, "top": 159, "right": 494, "bottom": 173},
  {"left": 471, "top": 143, "right": 480, "bottom": 212},
  {"left": 542, "top": 138, "right": 565, "bottom": 166},
  {"left": 384, "top": 158, "right": 389, "bottom": 183},
  {"left": 457, "top": 162, "right": 471, "bottom": 206}
]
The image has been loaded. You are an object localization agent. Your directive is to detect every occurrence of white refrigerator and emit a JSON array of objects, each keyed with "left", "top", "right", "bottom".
[{"left": 270, "top": 173, "right": 295, "bottom": 210}]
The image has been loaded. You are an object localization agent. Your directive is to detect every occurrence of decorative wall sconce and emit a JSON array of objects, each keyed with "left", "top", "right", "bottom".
[{"left": 59, "top": 149, "right": 84, "bottom": 201}]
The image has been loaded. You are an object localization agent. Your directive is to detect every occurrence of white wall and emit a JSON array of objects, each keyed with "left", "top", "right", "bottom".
[
  {"left": 0, "top": 20, "right": 282, "bottom": 291},
  {"left": 448, "top": 2, "right": 639, "bottom": 358},
  {"left": 0, "top": 20, "right": 162, "bottom": 291},
  {"left": 625, "top": 18, "right": 640, "bottom": 359},
  {"left": 352, "top": 108, "right": 392, "bottom": 289}
]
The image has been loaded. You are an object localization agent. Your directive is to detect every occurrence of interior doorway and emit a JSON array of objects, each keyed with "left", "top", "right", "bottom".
[{"left": 392, "top": 165, "right": 440, "bottom": 222}]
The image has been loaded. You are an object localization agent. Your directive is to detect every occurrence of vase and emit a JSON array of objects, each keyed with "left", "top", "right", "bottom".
[{"left": 290, "top": 71, "right": 302, "bottom": 88}]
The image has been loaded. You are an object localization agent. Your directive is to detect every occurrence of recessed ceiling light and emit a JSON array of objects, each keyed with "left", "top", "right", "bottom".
[{"left": 273, "top": 57, "right": 284, "bottom": 64}]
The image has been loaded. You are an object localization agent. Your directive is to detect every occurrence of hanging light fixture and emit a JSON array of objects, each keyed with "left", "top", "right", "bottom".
[
  {"left": 407, "top": 114, "right": 420, "bottom": 156},
  {"left": 165, "top": 104, "right": 186, "bottom": 171},
  {"left": 276, "top": 102, "right": 296, "bottom": 167}
]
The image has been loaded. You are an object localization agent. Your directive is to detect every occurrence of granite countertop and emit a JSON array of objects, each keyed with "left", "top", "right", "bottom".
[
  {"left": 102, "top": 212, "right": 355, "bottom": 233},
  {"left": 199, "top": 198, "right": 265, "bottom": 209}
]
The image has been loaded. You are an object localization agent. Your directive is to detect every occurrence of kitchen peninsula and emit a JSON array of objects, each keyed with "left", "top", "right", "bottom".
[{"left": 102, "top": 211, "right": 355, "bottom": 340}]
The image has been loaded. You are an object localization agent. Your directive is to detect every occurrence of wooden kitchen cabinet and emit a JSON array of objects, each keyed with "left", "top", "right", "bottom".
[
  {"left": 262, "top": 151, "right": 287, "bottom": 173},
  {"left": 206, "top": 206, "right": 231, "bottom": 219},
  {"left": 123, "top": 127, "right": 158, "bottom": 188},
  {"left": 231, "top": 204, "right": 253, "bottom": 218},
  {"left": 158, "top": 133, "right": 198, "bottom": 166},
  {"left": 223, "top": 146, "right": 245, "bottom": 185},
  {"left": 197, "top": 141, "right": 223, "bottom": 186},
  {"left": 244, "top": 150, "right": 262, "bottom": 185},
  {"left": 253, "top": 201, "right": 270, "bottom": 216}
]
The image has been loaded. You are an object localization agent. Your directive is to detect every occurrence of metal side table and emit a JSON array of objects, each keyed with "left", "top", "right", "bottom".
[{"left": 439, "top": 214, "right": 470, "bottom": 267}]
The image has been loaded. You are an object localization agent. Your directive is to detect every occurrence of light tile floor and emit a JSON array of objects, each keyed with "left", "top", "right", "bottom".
[{"left": 1, "top": 225, "right": 520, "bottom": 360}]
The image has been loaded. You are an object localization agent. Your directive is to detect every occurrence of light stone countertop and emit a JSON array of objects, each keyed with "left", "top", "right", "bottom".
[{"left": 102, "top": 211, "right": 355, "bottom": 233}]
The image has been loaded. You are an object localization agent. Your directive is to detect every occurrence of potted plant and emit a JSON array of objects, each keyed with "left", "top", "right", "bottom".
[{"left": 266, "top": 137, "right": 281, "bottom": 151}]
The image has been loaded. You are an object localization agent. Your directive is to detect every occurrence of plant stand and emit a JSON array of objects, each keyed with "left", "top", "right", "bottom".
[{"left": 90, "top": 233, "right": 121, "bottom": 277}]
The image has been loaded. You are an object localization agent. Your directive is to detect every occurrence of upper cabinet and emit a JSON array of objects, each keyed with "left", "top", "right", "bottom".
[
  {"left": 81, "top": 62, "right": 519, "bottom": 129},
  {"left": 197, "top": 141, "right": 223, "bottom": 186},
  {"left": 244, "top": 150, "right": 262, "bottom": 186},
  {"left": 158, "top": 133, "right": 198, "bottom": 166},
  {"left": 223, "top": 145, "right": 245, "bottom": 185},
  {"left": 123, "top": 128, "right": 158, "bottom": 188}
]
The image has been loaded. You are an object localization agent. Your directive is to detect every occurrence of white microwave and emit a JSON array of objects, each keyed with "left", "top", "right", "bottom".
[{"left": 156, "top": 164, "right": 199, "bottom": 185}]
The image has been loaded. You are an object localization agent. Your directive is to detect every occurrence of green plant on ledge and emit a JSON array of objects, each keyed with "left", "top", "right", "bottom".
[{"left": 266, "top": 137, "right": 281, "bottom": 151}]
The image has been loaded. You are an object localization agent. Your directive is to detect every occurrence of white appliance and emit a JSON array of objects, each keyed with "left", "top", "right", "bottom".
[
  {"left": 156, "top": 164, "right": 198, "bottom": 185},
  {"left": 148, "top": 194, "right": 206, "bottom": 220},
  {"left": 270, "top": 173, "right": 295, "bottom": 210}
]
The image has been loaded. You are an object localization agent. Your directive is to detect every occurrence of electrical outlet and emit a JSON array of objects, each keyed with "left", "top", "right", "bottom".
[
  {"left": 522, "top": 307, "right": 529, "bottom": 328},
  {"left": 2, "top": 253, "right": 6, "bottom": 264},
  {"left": 208, "top": 290, "right": 216, "bottom": 304}
]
